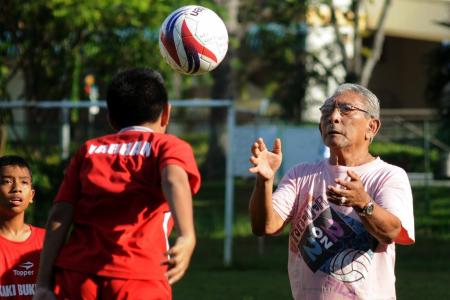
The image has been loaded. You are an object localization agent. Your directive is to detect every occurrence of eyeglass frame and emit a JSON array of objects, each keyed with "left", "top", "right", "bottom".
[{"left": 319, "top": 101, "right": 371, "bottom": 117}]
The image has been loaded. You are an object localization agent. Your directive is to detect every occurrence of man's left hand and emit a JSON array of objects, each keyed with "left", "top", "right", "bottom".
[{"left": 326, "top": 170, "right": 371, "bottom": 210}]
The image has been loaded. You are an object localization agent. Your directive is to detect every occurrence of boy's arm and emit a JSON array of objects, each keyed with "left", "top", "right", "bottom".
[
  {"left": 161, "top": 164, "right": 196, "bottom": 285},
  {"left": 34, "top": 202, "right": 74, "bottom": 299}
]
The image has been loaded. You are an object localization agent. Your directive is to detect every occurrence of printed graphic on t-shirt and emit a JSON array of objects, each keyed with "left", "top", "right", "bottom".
[{"left": 290, "top": 194, "right": 378, "bottom": 283}]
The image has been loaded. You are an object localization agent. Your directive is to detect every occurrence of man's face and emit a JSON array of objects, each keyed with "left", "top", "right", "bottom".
[
  {"left": 319, "top": 91, "right": 374, "bottom": 150},
  {"left": 0, "top": 165, "right": 35, "bottom": 217}
]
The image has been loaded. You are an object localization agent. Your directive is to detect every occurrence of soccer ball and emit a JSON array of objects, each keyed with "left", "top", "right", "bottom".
[{"left": 159, "top": 5, "right": 228, "bottom": 75}]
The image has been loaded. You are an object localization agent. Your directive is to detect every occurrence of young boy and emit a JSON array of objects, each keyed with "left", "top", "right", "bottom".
[
  {"left": 0, "top": 155, "right": 46, "bottom": 299},
  {"left": 34, "top": 68, "right": 201, "bottom": 300}
]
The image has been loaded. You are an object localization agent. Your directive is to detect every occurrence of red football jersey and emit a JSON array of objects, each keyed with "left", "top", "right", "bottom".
[
  {"left": 0, "top": 226, "right": 46, "bottom": 299},
  {"left": 54, "top": 127, "right": 201, "bottom": 280}
]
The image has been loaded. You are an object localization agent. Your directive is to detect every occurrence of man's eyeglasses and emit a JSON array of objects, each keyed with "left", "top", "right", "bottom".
[{"left": 319, "top": 102, "right": 370, "bottom": 116}]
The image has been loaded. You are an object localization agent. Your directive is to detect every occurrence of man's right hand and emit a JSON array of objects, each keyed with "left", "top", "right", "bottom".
[{"left": 249, "top": 138, "right": 282, "bottom": 180}]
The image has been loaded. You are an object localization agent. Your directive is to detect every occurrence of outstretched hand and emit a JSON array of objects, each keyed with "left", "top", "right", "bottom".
[{"left": 249, "top": 138, "right": 282, "bottom": 181}]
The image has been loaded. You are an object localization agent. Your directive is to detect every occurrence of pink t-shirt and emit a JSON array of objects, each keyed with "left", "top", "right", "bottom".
[{"left": 273, "top": 158, "right": 415, "bottom": 300}]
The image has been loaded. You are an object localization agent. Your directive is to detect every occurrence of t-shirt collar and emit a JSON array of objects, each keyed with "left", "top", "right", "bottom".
[
  {"left": 325, "top": 156, "right": 381, "bottom": 172},
  {"left": 118, "top": 126, "right": 154, "bottom": 133}
]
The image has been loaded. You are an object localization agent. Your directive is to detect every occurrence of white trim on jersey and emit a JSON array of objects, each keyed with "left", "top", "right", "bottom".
[
  {"left": 119, "top": 126, "right": 154, "bottom": 133},
  {"left": 162, "top": 211, "right": 172, "bottom": 258}
]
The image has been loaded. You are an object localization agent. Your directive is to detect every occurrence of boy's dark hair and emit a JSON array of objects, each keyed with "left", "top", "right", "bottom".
[
  {"left": 106, "top": 68, "right": 168, "bottom": 129},
  {"left": 0, "top": 155, "right": 32, "bottom": 180}
]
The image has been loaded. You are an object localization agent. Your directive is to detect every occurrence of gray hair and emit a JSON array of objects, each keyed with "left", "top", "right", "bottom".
[{"left": 332, "top": 83, "right": 380, "bottom": 119}]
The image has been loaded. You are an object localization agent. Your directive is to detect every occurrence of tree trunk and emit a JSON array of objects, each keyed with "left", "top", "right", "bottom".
[
  {"left": 0, "top": 125, "right": 7, "bottom": 155},
  {"left": 360, "top": 0, "right": 391, "bottom": 87}
]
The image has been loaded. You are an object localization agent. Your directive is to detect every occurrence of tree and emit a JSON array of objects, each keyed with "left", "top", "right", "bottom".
[
  {"left": 237, "top": 0, "right": 309, "bottom": 120},
  {"left": 300, "top": 0, "right": 392, "bottom": 122},
  {"left": 199, "top": 0, "right": 311, "bottom": 179},
  {"left": 0, "top": 0, "right": 222, "bottom": 159},
  {"left": 306, "top": 0, "right": 392, "bottom": 87},
  {"left": 0, "top": 0, "right": 215, "bottom": 101}
]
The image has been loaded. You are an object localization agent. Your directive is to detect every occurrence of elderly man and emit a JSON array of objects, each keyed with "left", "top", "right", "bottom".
[{"left": 249, "top": 83, "right": 415, "bottom": 299}]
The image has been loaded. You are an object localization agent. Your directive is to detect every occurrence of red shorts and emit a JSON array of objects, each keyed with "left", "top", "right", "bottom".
[{"left": 54, "top": 269, "right": 171, "bottom": 300}]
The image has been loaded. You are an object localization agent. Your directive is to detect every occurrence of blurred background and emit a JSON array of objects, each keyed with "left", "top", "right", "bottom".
[{"left": 1, "top": 0, "right": 449, "bottom": 299}]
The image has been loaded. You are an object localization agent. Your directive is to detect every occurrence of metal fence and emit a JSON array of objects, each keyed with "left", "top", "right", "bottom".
[{"left": 1, "top": 102, "right": 449, "bottom": 246}]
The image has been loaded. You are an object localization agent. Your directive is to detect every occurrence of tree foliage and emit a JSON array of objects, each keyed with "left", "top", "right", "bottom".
[
  {"left": 307, "top": 0, "right": 392, "bottom": 87},
  {"left": 0, "top": 0, "right": 218, "bottom": 101},
  {"left": 237, "top": 0, "right": 309, "bottom": 120}
]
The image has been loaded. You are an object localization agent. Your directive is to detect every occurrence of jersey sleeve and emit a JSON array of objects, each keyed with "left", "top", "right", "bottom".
[
  {"left": 54, "top": 147, "right": 84, "bottom": 204},
  {"left": 375, "top": 167, "right": 415, "bottom": 245},
  {"left": 159, "top": 137, "right": 201, "bottom": 195},
  {"left": 272, "top": 167, "right": 299, "bottom": 221}
]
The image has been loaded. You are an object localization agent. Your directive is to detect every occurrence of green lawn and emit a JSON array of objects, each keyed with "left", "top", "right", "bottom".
[
  {"left": 396, "top": 237, "right": 450, "bottom": 299},
  {"left": 173, "top": 236, "right": 450, "bottom": 300},
  {"left": 173, "top": 235, "right": 291, "bottom": 300},
  {"left": 172, "top": 180, "right": 450, "bottom": 299}
]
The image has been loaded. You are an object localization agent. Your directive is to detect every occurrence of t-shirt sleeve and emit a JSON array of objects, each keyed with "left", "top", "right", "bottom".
[
  {"left": 375, "top": 167, "right": 415, "bottom": 245},
  {"left": 272, "top": 167, "right": 299, "bottom": 221},
  {"left": 54, "top": 148, "right": 84, "bottom": 204},
  {"left": 159, "top": 137, "right": 201, "bottom": 195}
]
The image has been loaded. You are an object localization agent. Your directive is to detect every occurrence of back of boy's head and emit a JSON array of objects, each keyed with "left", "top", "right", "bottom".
[
  {"left": 106, "top": 68, "right": 168, "bottom": 129},
  {"left": 0, "top": 155, "right": 32, "bottom": 180}
]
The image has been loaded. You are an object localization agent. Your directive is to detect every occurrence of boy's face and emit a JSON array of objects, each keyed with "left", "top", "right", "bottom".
[{"left": 0, "top": 165, "right": 35, "bottom": 217}]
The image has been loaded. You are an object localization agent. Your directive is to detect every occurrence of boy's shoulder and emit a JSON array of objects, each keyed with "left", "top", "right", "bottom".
[
  {"left": 151, "top": 133, "right": 194, "bottom": 152},
  {"left": 155, "top": 132, "right": 190, "bottom": 144}
]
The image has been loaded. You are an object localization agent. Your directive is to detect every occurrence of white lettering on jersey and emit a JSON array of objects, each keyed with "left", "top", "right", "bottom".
[
  {"left": 13, "top": 261, "right": 34, "bottom": 277},
  {"left": 140, "top": 141, "right": 151, "bottom": 157},
  {"left": 12, "top": 269, "right": 34, "bottom": 277},
  {"left": 17, "top": 284, "right": 36, "bottom": 296},
  {"left": 0, "top": 284, "right": 16, "bottom": 296},
  {"left": 0, "top": 284, "right": 36, "bottom": 297},
  {"left": 95, "top": 145, "right": 108, "bottom": 154},
  {"left": 129, "top": 141, "right": 142, "bottom": 156},
  {"left": 119, "top": 143, "right": 133, "bottom": 155},
  {"left": 88, "top": 141, "right": 152, "bottom": 157},
  {"left": 88, "top": 144, "right": 97, "bottom": 154},
  {"left": 107, "top": 144, "right": 120, "bottom": 154}
]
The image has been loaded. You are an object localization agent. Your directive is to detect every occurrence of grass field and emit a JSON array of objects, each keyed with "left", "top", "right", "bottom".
[
  {"left": 173, "top": 180, "right": 450, "bottom": 299},
  {"left": 173, "top": 236, "right": 450, "bottom": 299}
]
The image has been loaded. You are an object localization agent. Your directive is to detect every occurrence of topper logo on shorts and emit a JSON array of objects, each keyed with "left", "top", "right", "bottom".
[{"left": 13, "top": 261, "right": 34, "bottom": 277}]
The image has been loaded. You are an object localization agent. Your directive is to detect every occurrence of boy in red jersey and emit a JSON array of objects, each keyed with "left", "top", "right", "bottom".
[
  {"left": 34, "top": 68, "right": 201, "bottom": 300},
  {"left": 0, "top": 155, "right": 46, "bottom": 299}
]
